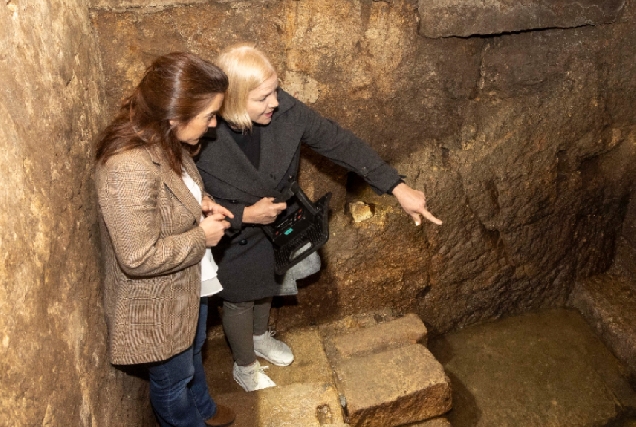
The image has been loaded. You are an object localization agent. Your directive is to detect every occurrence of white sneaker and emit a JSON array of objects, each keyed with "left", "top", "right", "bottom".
[
  {"left": 253, "top": 331, "right": 294, "bottom": 366},
  {"left": 233, "top": 361, "right": 276, "bottom": 392}
]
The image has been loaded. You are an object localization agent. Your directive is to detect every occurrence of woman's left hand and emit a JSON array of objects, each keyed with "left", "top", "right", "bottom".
[
  {"left": 202, "top": 195, "right": 234, "bottom": 219},
  {"left": 392, "top": 183, "right": 442, "bottom": 226}
]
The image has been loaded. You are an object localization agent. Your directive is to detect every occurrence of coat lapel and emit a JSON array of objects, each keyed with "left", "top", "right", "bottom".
[
  {"left": 197, "top": 124, "right": 274, "bottom": 198},
  {"left": 258, "top": 118, "right": 301, "bottom": 188},
  {"left": 197, "top": 110, "right": 302, "bottom": 199}
]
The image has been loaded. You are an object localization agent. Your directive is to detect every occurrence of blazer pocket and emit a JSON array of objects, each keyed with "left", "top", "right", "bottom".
[{"left": 121, "top": 277, "right": 171, "bottom": 346}]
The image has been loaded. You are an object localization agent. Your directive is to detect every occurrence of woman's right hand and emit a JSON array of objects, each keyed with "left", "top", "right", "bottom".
[
  {"left": 200, "top": 213, "right": 231, "bottom": 246},
  {"left": 243, "top": 197, "right": 287, "bottom": 225}
]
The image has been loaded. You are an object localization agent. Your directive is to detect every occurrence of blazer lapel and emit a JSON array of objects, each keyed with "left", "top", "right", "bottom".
[{"left": 148, "top": 146, "right": 202, "bottom": 223}]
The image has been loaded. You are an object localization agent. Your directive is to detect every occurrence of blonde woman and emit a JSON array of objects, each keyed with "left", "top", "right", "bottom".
[{"left": 196, "top": 45, "right": 442, "bottom": 392}]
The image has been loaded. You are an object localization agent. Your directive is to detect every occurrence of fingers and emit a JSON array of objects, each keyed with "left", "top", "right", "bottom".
[
  {"left": 208, "top": 212, "right": 227, "bottom": 221},
  {"left": 203, "top": 202, "right": 234, "bottom": 219},
  {"left": 418, "top": 209, "right": 443, "bottom": 226},
  {"left": 203, "top": 213, "right": 231, "bottom": 230},
  {"left": 411, "top": 213, "right": 422, "bottom": 226},
  {"left": 213, "top": 204, "right": 234, "bottom": 219},
  {"left": 423, "top": 210, "right": 443, "bottom": 225},
  {"left": 201, "top": 200, "right": 214, "bottom": 212},
  {"left": 410, "top": 208, "right": 442, "bottom": 226},
  {"left": 265, "top": 198, "right": 287, "bottom": 212},
  {"left": 201, "top": 214, "right": 232, "bottom": 246}
]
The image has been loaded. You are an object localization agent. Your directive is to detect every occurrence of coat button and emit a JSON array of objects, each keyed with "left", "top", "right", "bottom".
[{"left": 238, "top": 239, "right": 248, "bottom": 245}]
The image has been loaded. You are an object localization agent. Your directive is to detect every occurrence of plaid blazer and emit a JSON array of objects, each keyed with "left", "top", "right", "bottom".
[{"left": 95, "top": 145, "right": 206, "bottom": 365}]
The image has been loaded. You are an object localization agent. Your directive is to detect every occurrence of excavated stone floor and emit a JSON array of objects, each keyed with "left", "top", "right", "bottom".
[
  {"left": 202, "top": 305, "right": 636, "bottom": 427},
  {"left": 428, "top": 308, "right": 636, "bottom": 427},
  {"left": 202, "top": 311, "right": 451, "bottom": 427}
]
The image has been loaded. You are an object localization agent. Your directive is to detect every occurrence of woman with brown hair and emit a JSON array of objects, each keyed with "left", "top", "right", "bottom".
[{"left": 95, "top": 52, "right": 235, "bottom": 426}]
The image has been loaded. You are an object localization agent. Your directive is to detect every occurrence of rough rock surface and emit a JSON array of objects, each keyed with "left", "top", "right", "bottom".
[
  {"left": 410, "top": 418, "right": 453, "bottom": 427},
  {"left": 214, "top": 383, "right": 346, "bottom": 427},
  {"left": 613, "top": 185, "right": 636, "bottom": 279},
  {"left": 90, "top": 0, "right": 636, "bottom": 340},
  {"left": 569, "top": 274, "right": 636, "bottom": 379},
  {"left": 568, "top": 177, "right": 636, "bottom": 381},
  {"left": 418, "top": 0, "right": 627, "bottom": 38},
  {"left": 1, "top": 1, "right": 153, "bottom": 426},
  {"left": 3, "top": 0, "right": 636, "bottom": 424}
]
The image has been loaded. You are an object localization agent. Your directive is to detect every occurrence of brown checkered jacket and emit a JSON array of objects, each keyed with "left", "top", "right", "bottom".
[{"left": 95, "top": 145, "right": 206, "bottom": 365}]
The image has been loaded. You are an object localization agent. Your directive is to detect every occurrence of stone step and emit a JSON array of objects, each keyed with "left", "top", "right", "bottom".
[
  {"left": 320, "top": 313, "right": 451, "bottom": 426},
  {"left": 326, "top": 313, "right": 428, "bottom": 359},
  {"left": 332, "top": 345, "right": 452, "bottom": 427},
  {"left": 569, "top": 273, "right": 636, "bottom": 379},
  {"left": 203, "top": 312, "right": 452, "bottom": 427}
]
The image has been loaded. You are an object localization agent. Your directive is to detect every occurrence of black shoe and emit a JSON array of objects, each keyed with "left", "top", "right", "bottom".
[{"left": 205, "top": 404, "right": 236, "bottom": 427}]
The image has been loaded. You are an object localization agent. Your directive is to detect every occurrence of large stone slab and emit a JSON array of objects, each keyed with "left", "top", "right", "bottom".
[
  {"left": 418, "top": 0, "right": 626, "bottom": 38},
  {"left": 330, "top": 313, "right": 428, "bottom": 358},
  {"left": 428, "top": 308, "right": 636, "bottom": 427},
  {"left": 569, "top": 274, "right": 636, "bottom": 378},
  {"left": 334, "top": 345, "right": 452, "bottom": 427}
]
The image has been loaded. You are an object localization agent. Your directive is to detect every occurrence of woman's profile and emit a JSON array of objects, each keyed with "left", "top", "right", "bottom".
[{"left": 95, "top": 52, "right": 235, "bottom": 427}]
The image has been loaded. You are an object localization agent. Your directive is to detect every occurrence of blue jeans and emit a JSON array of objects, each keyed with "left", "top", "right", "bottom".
[{"left": 148, "top": 297, "right": 217, "bottom": 427}]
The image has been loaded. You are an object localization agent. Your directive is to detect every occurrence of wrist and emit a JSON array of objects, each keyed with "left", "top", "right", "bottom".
[
  {"left": 390, "top": 181, "right": 407, "bottom": 197},
  {"left": 242, "top": 205, "right": 253, "bottom": 224},
  {"left": 388, "top": 177, "right": 405, "bottom": 195}
]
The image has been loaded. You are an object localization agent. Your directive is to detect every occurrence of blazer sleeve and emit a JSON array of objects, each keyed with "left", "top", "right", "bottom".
[
  {"left": 282, "top": 93, "right": 402, "bottom": 194},
  {"left": 97, "top": 153, "right": 206, "bottom": 277}
]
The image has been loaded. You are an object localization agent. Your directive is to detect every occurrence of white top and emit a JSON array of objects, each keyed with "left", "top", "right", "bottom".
[{"left": 182, "top": 169, "right": 222, "bottom": 297}]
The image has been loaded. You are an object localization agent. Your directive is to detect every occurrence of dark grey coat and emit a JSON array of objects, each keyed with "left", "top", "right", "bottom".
[{"left": 195, "top": 89, "right": 400, "bottom": 302}]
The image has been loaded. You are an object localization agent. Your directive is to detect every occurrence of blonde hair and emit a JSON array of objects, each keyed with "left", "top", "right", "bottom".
[{"left": 216, "top": 44, "right": 277, "bottom": 131}]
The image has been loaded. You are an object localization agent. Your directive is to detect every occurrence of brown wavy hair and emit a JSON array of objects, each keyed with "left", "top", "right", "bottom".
[{"left": 95, "top": 52, "right": 228, "bottom": 174}]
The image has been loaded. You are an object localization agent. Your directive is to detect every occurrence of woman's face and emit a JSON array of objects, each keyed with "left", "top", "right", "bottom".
[
  {"left": 173, "top": 93, "right": 224, "bottom": 145},
  {"left": 247, "top": 74, "right": 279, "bottom": 125}
]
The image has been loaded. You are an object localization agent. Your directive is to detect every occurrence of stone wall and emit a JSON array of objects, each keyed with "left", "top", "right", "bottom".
[
  {"left": 0, "top": 1, "right": 151, "bottom": 426},
  {"left": 613, "top": 185, "right": 636, "bottom": 277},
  {"left": 2, "top": 0, "right": 634, "bottom": 424},
  {"left": 90, "top": 0, "right": 636, "bottom": 335}
]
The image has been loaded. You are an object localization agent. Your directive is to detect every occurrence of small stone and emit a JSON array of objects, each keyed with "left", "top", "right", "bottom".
[{"left": 349, "top": 201, "right": 373, "bottom": 223}]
